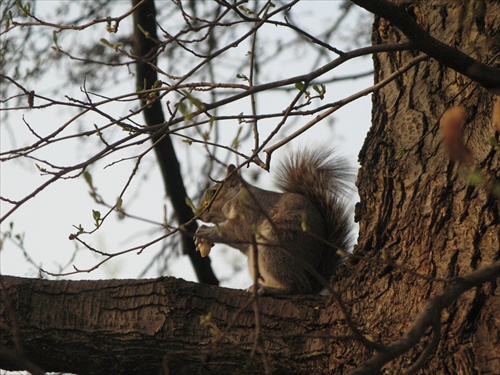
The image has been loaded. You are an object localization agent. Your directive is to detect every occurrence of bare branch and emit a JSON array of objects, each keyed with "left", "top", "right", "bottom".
[{"left": 351, "top": 0, "right": 500, "bottom": 92}]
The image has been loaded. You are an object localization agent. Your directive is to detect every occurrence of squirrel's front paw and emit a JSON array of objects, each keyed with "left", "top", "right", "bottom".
[{"left": 194, "top": 226, "right": 215, "bottom": 257}]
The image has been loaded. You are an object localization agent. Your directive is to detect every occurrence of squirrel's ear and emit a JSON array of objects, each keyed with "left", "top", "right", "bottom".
[{"left": 226, "top": 164, "right": 237, "bottom": 176}]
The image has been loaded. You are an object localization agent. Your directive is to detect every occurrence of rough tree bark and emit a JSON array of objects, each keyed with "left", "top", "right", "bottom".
[
  {"left": 1, "top": 1, "right": 499, "bottom": 374},
  {"left": 1, "top": 265, "right": 498, "bottom": 374},
  {"left": 341, "top": 0, "right": 499, "bottom": 374},
  {"left": 0, "top": 276, "right": 359, "bottom": 374}
]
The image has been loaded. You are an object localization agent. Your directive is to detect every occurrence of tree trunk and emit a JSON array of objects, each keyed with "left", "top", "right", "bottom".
[{"left": 342, "top": 0, "right": 499, "bottom": 374}]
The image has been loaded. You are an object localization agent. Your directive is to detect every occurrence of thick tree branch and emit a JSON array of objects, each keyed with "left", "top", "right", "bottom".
[
  {"left": 132, "top": 0, "right": 218, "bottom": 285},
  {"left": 351, "top": 0, "right": 500, "bottom": 92},
  {"left": 1, "top": 259, "right": 498, "bottom": 374},
  {"left": 0, "top": 275, "right": 357, "bottom": 375}
]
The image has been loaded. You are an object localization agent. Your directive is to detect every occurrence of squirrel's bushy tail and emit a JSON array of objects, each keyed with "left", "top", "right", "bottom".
[{"left": 275, "top": 148, "right": 355, "bottom": 282}]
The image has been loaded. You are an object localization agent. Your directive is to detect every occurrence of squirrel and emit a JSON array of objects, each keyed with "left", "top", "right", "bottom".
[{"left": 193, "top": 149, "right": 354, "bottom": 295}]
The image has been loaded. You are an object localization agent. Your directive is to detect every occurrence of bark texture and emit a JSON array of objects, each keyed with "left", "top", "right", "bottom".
[
  {"left": 342, "top": 0, "right": 499, "bottom": 373},
  {"left": 0, "top": 276, "right": 355, "bottom": 375}
]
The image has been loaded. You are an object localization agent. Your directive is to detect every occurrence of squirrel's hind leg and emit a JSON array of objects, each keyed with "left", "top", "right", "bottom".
[{"left": 247, "top": 245, "right": 315, "bottom": 295}]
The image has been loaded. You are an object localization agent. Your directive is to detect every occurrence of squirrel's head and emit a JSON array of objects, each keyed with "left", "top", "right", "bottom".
[{"left": 198, "top": 164, "right": 243, "bottom": 223}]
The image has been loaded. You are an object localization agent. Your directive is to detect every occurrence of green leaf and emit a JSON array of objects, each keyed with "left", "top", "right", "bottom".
[
  {"left": 14, "top": 233, "right": 24, "bottom": 246},
  {"left": 105, "top": 16, "right": 117, "bottom": 33},
  {"left": 35, "top": 163, "right": 46, "bottom": 173},
  {"left": 136, "top": 23, "right": 150, "bottom": 38},
  {"left": 92, "top": 209, "right": 101, "bottom": 220},
  {"left": 178, "top": 101, "right": 187, "bottom": 115},
  {"left": 72, "top": 224, "right": 85, "bottom": 235},
  {"left": 295, "top": 82, "right": 305, "bottom": 91},
  {"left": 312, "top": 84, "right": 326, "bottom": 99},
  {"left": 92, "top": 210, "right": 101, "bottom": 226},
  {"left": 183, "top": 90, "right": 202, "bottom": 108},
  {"left": 152, "top": 80, "right": 162, "bottom": 89},
  {"left": 100, "top": 38, "right": 121, "bottom": 51},
  {"left": 116, "top": 197, "right": 125, "bottom": 219},
  {"left": 185, "top": 197, "right": 196, "bottom": 213},
  {"left": 116, "top": 197, "right": 123, "bottom": 211},
  {"left": 24, "top": 2, "right": 31, "bottom": 15},
  {"left": 236, "top": 73, "right": 249, "bottom": 81},
  {"left": 202, "top": 188, "right": 214, "bottom": 208},
  {"left": 99, "top": 38, "right": 113, "bottom": 48},
  {"left": 238, "top": 6, "right": 254, "bottom": 15},
  {"left": 83, "top": 171, "right": 93, "bottom": 187},
  {"left": 178, "top": 101, "right": 191, "bottom": 121},
  {"left": 52, "top": 30, "right": 60, "bottom": 52}
]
